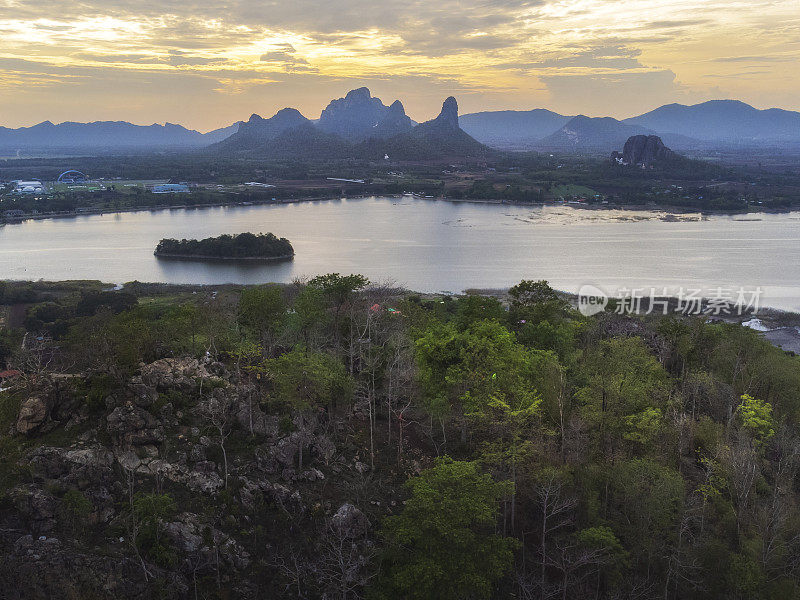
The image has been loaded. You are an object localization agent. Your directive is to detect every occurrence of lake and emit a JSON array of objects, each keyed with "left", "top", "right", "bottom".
[{"left": 2, "top": 197, "right": 799, "bottom": 311}]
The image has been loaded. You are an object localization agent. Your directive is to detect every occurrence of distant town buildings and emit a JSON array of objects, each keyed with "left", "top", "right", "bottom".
[
  {"left": 11, "top": 180, "right": 44, "bottom": 194},
  {"left": 152, "top": 183, "right": 190, "bottom": 193}
]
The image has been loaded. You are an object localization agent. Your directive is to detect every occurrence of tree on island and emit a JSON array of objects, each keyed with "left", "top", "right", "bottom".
[{"left": 154, "top": 232, "right": 293, "bottom": 259}]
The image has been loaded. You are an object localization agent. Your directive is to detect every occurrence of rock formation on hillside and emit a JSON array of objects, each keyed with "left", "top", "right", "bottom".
[
  {"left": 318, "top": 87, "right": 412, "bottom": 141},
  {"left": 432, "top": 96, "right": 459, "bottom": 130},
  {"left": 210, "top": 108, "right": 310, "bottom": 152},
  {"left": 371, "top": 100, "right": 415, "bottom": 139},
  {"left": 359, "top": 96, "right": 489, "bottom": 160},
  {"left": 612, "top": 134, "right": 677, "bottom": 167}
]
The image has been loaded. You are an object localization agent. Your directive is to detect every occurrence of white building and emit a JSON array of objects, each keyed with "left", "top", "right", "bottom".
[{"left": 12, "top": 180, "right": 44, "bottom": 194}]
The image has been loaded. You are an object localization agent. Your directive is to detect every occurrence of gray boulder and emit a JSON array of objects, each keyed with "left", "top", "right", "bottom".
[{"left": 331, "top": 503, "right": 369, "bottom": 538}]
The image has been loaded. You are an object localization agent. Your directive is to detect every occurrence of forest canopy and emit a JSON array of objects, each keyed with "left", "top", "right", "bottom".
[{"left": 1, "top": 277, "right": 800, "bottom": 599}]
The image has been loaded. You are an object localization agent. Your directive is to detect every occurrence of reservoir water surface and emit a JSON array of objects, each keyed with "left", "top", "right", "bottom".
[{"left": 2, "top": 197, "right": 799, "bottom": 311}]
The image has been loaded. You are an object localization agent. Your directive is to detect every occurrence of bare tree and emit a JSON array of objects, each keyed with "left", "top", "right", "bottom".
[
  {"left": 199, "top": 391, "right": 235, "bottom": 489},
  {"left": 270, "top": 543, "right": 312, "bottom": 599},
  {"left": 530, "top": 472, "right": 578, "bottom": 590},
  {"left": 316, "top": 521, "right": 376, "bottom": 600},
  {"left": 720, "top": 432, "right": 760, "bottom": 534},
  {"left": 757, "top": 426, "right": 800, "bottom": 575},
  {"left": 12, "top": 332, "right": 60, "bottom": 377},
  {"left": 543, "top": 538, "right": 610, "bottom": 600}
]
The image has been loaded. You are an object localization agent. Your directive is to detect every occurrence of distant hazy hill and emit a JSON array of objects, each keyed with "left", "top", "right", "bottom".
[
  {"left": 265, "top": 124, "right": 352, "bottom": 159},
  {"left": 535, "top": 116, "right": 654, "bottom": 151},
  {"left": 203, "top": 122, "right": 241, "bottom": 145},
  {"left": 209, "top": 108, "right": 311, "bottom": 153},
  {"left": 460, "top": 109, "right": 572, "bottom": 149},
  {"left": 0, "top": 120, "right": 234, "bottom": 154},
  {"left": 359, "top": 97, "right": 491, "bottom": 160},
  {"left": 625, "top": 100, "right": 800, "bottom": 144},
  {"left": 318, "top": 88, "right": 414, "bottom": 141}
]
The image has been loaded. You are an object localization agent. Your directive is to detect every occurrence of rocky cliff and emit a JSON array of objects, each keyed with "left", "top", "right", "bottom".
[
  {"left": 612, "top": 134, "right": 678, "bottom": 167},
  {"left": 0, "top": 356, "right": 382, "bottom": 599},
  {"left": 317, "top": 87, "right": 413, "bottom": 141}
]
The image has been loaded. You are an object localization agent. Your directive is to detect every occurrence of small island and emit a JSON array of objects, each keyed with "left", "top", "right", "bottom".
[{"left": 154, "top": 232, "right": 294, "bottom": 261}]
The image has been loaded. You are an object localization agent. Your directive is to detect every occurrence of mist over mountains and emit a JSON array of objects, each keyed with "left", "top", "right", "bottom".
[{"left": 2, "top": 91, "right": 799, "bottom": 159}]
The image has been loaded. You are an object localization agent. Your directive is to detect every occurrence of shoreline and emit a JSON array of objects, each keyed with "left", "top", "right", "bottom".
[{"left": 1, "top": 193, "right": 795, "bottom": 225}]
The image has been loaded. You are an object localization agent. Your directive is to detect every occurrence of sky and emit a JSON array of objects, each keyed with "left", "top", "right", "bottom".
[{"left": 0, "top": 0, "right": 798, "bottom": 131}]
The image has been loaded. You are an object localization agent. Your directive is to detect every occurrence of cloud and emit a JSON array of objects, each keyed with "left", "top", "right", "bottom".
[
  {"left": 0, "top": 0, "right": 797, "bottom": 127},
  {"left": 540, "top": 70, "right": 706, "bottom": 117},
  {"left": 712, "top": 55, "right": 795, "bottom": 63}
]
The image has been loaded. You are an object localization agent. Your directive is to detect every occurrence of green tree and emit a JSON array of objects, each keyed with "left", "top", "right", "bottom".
[
  {"left": 308, "top": 273, "right": 370, "bottom": 359},
  {"left": 290, "top": 285, "right": 327, "bottom": 350},
  {"left": 575, "top": 525, "right": 629, "bottom": 589},
  {"left": 376, "top": 457, "right": 518, "bottom": 600},
  {"left": 238, "top": 285, "right": 286, "bottom": 350},
  {"left": 508, "top": 279, "right": 570, "bottom": 327},
  {"left": 61, "top": 489, "right": 92, "bottom": 533},
  {"left": 606, "top": 459, "right": 683, "bottom": 578},
  {"left": 737, "top": 394, "right": 775, "bottom": 448},
  {"left": 131, "top": 493, "right": 177, "bottom": 569},
  {"left": 415, "top": 319, "right": 548, "bottom": 443},
  {"left": 575, "top": 337, "right": 671, "bottom": 454},
  {"left": 455, "top": 294, "right": 506, "bottom": 328},
  {"left": 262, "top": 348, "right": 352, "bottom": 413}
]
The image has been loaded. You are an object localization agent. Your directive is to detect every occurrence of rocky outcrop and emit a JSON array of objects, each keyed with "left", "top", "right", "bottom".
[
  {"left": 234, "top": 385, "right": 280, "bottom": 437},
  {"left": 433, "top": 96, "right": 460, "bottom": 130},
  {"left": 14, "top": 379, "right": 81, "bottom": 435},
  {"left": 114, "top": 450, "right": 225, "bottom": 494},
  {"left": 318, "top": 87, "right": 402, "bottom": 141},
  {"left": 210, "top": 107, "right": 311, "bottom": 152},
  {"left": 164, "top": 513, "right": 250, "bottom": 570},
  {"left": 332, "top": 502, "right": 369, "bottom": 538},
  {"left": 22, "top": 446, "right": 118, "bottom": 525},
  {"left": 15, "top": 394, "right": 52, "bottom": 435},
  {"left": 10, "top": 485, "right": 57, "bottom": 533},
  {"left": 371, "top": 100, "right": 415, "bottom": 139},
  {"left": 4, "top": 533, "right": 188, "bottom": 599},
  {"left": 27, "top": 446, "right": 116, "bottom": 489},
  {"left": 612, "top": 134, "right": 677, "bottom": 167},
  {"left": 139, "top": 356, "right": 219, "bottom": 392},
  {"left": 0, "top": 353, "right": 367, "bottom": 598},
  {"left": 368, "top": 95, "right": 489, "bottom": 160},
  {"left": 106, "top": 404, "right": 165, "bottom": 451}
]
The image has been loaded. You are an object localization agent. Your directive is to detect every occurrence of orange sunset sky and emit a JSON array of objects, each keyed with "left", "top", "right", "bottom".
[{"left": 1, "top": 0, "right": 798, "bottom": 130}]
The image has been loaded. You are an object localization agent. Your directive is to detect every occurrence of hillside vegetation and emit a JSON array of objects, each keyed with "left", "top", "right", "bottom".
[{"left": 0, "top": 278, "right": 799, "bottom": 599}]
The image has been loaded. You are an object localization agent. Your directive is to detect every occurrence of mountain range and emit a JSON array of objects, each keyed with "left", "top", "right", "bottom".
[
  {"left": 624, "top": 100, "right": 800, "bottom": 144},
  {"left": 0, "top": 121, "right": 237, "bottom": 155},
  {"left": 208, "top": 91, "right": 488, "bottom": 161},
  {"left": 2, "top": 95, "right": 799, "bottom": 158},
  {"left": 461, "top": 100, "right": 800, "bottom": 151}
]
